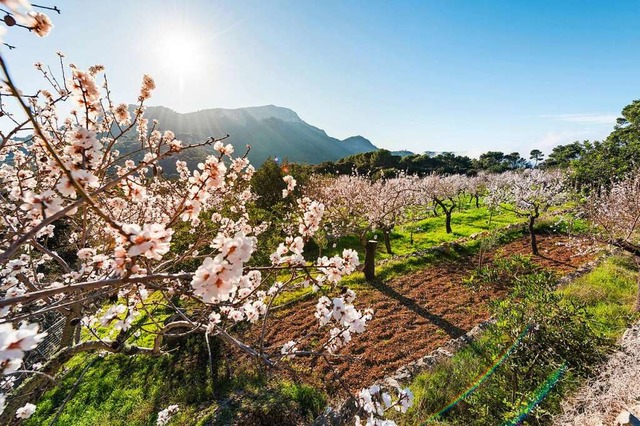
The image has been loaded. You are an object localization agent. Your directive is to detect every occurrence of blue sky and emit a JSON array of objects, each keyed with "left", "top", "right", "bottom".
[{"left": 4, "top": 0, "right": 639, "bottom": 157}]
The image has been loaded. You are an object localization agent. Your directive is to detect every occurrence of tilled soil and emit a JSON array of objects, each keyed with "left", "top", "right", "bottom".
[{"left": 256, "top": 234, "right": 598, "bottom": 393}]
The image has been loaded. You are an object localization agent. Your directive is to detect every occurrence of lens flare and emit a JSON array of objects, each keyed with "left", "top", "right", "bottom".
[
  {"left": 504, "top": 363, "right": 567, "bottom": 426},
  {"left": 427, "top": 325, "right": 532, "bottom": 422}
]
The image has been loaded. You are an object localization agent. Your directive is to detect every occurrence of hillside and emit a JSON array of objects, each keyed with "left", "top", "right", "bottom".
[{"left": 138, "top": 105, "right": 378, "bottom": 166}]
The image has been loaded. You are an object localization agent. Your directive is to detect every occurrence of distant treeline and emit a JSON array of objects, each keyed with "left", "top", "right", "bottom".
[
  {"left": 307, "top": 98, "right": 640, "bottom": 193},
  {"left": 313, "top": 149, "right": 530, "bottom": 177}
]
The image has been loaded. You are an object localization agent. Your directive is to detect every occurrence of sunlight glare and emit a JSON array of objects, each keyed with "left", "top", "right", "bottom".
[{"left": 154, "top": 28, "right": 206, "bottom": 82}]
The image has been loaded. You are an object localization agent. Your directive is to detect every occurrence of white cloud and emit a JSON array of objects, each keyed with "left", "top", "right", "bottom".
[
  {"left": 540, "top": 113, "right": 618, "bottom": 125},
  {"left": 535, "top": 128, "right": 609, "bottom": 155}
]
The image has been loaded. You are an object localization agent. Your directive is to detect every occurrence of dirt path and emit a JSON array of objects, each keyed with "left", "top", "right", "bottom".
[{"left": 259, "top": 234, "right": 597, "bottom": 393}]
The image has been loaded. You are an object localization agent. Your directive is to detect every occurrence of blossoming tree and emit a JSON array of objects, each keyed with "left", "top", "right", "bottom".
[
  {"left": 0, "top": 4, "right": 412, "bottom": 424},
  {"left": 486, "top": 169, "right": 567, "bottom": 255},
  {"left": 587, "top": 174, "right": 640, "bottom": 311},
  {"left": 365, "top": 174, "right": 419, "bottom": 255},
  {"left": 418, "top": 173, "right": 467, "bottom": 234},
  {"left": 308, "top": 173, "right": 417, "bottom": 281},
  {"left": 465, "top": 172, "right": 489, "bottom": 208}
]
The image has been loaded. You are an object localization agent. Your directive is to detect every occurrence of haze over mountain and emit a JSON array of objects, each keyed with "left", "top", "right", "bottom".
[{"left": 140, "top": 105, "right": 379, "bottom": 167}]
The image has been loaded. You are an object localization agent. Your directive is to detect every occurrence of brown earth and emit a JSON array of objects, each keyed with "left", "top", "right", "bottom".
[{"left": 253, "top": 234, "right": 598, "bottom": 394}]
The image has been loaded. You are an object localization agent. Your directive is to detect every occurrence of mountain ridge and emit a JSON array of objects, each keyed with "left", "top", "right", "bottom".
[{"left": 137, "top": 104, "right": 379, "bottom": 166}]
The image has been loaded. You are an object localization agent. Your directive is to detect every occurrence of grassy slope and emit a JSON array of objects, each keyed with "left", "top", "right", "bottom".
[
  {"left": 27, "top": 336, "right": 327, "bottom": 426},
  {"left": 321, "top": 205, "right": 522, "bottom": 261}
]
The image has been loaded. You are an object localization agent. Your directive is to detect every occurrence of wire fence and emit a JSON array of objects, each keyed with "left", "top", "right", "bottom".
[{"left": 6, "top": 314, "right": 66, "bottom": 389}]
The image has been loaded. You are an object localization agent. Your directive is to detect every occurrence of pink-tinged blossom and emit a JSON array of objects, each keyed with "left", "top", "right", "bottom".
[
  {"left": 28, "top": 11, "right": 53, "bottom": 36},
  {"left": 99, "top": 304, "right": 126, "bottom": 326},
  {"left": 210, "top": 231, "right": 256, "bottom": 265},
  {"left": 281, "top": 340, "right": 298, "bottom": 360},
  {"left": 228, "top": 309, "right": 244, "bottom": 322},
  {"left": 88, "top": 64, "right": 104, "bottom": 75},
  {"left": 270, "top": 236, "right": 307, "bottom": 266},
  {"left": 193, "top": 156, "right": 227, "bottom": 190},
  {"left": 315, "top": 296, "right": 332, "bottom": 326},
  {"left": 282, "top": 175, "right": 297, "bottom": 198},
  {"left": 156, "top": 404, "right": 179, "bottom": 426},
  {"left": 69, "top": 127, "right": 100, "bottom": 151},
  {"left": 0, "top": 54, "right": 373, "bottom": 420},
  {"left": 69, "top": 69, "right": 100, "bottom": 115},
  {"left": 238, "top": 270, "right": 261, "bottom": 291},
  {"left": 112, "top": 246, "right": 130, "bottom": 275},
  {"left": 72, "top": 169, "right": 100, "bottom": 188},
  {"left": 2, "top": 358, "right": 22, "bottom": 375},
  {"left": 5, "top": 286, "right": 25, "bottom": 299},
  {"left": 0, "top": 322, "right": 46, "bottom": 366},
  {"left": 122, "top": 223, "right": 173, "bottom": 260},
  {"left": 191, "top": 255, "right": 237, "bottom": 302},
  {"left": 59, "top": 169, "right": 99, "bottom": 196},
  {"left": 315, "top": 294, "right": 371, "bottom": 352},
  {"left": 139, "top": 74, "right": 156, "bottom": 101},
  {"left": 168, "top": 138, "right": 183, "bottom": 152},
  {"left": 242, "top": 302, "right": 260, "bottom": 323},
  {"left": 328, "top": 327, "right": 352, "bottom": 352},
  {"left": 20, "top": 190, "right": 63, "bottom": 218},
  {"left": 344, "top": 288, "right": 356, "bottom": 304},
  {"left": 283, "top": 175, "right": 297, "bottom": 191},
  {"left": 77, "top": 248, "right": 95, "bottom": 260},
  {"left": 317, "top": 252, "right": 359, "bottom": 284},
  {"left": 56, "top": 175, "right": 77, "bottom": 198},
  {"left": 213, "top": 141, "right": 234, "bottom": 155},
  {"left": 15, "top": 402, "right": 36, "bottom": 419},
  {"left": 180, "top": 199, "right": 202, "bottom": 223},
  {"left": 114, "top": 103, "right": 131, "bottom": 126},
  {"left": 123, "top": 181, "right": 147, "bottom": 203},
  {"left": 298, "top": 198, "right": 324, "bottom": 238}
]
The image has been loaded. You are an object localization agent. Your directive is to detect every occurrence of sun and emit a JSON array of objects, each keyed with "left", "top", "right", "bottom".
[{"left": 154, "top": 28, "right": 206, "bottom": 82}]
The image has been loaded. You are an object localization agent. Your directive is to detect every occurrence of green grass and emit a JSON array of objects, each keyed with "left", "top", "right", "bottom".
[
  {"left": 273, "top": 206, "right": 526, "bottom": 307},
  {"left": 559, "top": 254, "right": 638, "bottom": 339},
  {"left": 390, "top": 206, "right": 521, "bottom": 256},
  {"left": 273, "top": 225, "right": 527, "bottom": 310},
  {"left": 27, "top": 334, "right": 327, "bottom": 426},
  {"left": 27, "top": 335, "right": 216, "bottom": 426},
  {"left": 318, "top": 205, "right": 522, "bottom": 262},
  {"left": 400, "top": 254, "right": 639, "bottom": 425},
  {"left": 334, "top": 221, "right": 527, "bottom": 290},
  {"left": 80, "top": 291, "right": 172, "bottom": 349}
]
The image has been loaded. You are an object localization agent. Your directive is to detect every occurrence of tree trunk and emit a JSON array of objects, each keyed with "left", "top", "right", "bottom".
[
  {"left": 528, "top": 215, "right": 539, "bottom": 256},
  {"left": 445, "top": 209, "right": 453, "bottom": 234},
  {"left": 435, "top": 198, "right": 455, "bottom": 234},
  {"left": 59, "top": 305, "right": 82, "bottom": 348},
  {"left": 74, "top": 322, "right": 81, "bottom": 345},
  {"left": 383, "top": 230, "right": 393, "bottom": 255},
  {"left": 475, "top": 194, "right": 480, "bottom": 208},
  {"left": 364, "top": 240, "right": 378, "bottom": 282}
]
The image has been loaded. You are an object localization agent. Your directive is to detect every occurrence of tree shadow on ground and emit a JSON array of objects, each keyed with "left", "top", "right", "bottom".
[{"left": 369, "top": 278, "right": 467, "bottom": 339}]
